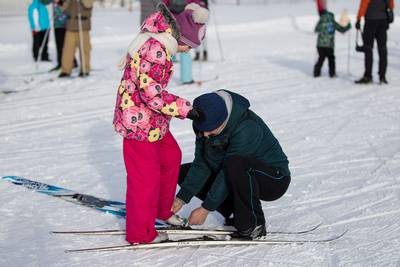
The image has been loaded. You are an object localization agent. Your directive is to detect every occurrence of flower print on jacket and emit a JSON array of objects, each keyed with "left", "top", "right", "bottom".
[
  {"left": 148, "top": 128, "right": 161, "bottom": 142},
  {"left": 113, "top": 10, "right": 192, "bottom": 142}
]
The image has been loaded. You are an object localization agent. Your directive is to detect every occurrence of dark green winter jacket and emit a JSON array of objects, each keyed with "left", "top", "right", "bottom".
[
  {"left": 176, "top": 90, "right": 290, "bottom": 211},
  {"left": 315, "top": 11, "right": 351, "bottom": 48}
]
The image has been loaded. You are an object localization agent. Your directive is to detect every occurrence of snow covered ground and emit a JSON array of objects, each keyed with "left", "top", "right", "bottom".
[{"left": 1, "top": 1, "right": 400, "bottom": 266}]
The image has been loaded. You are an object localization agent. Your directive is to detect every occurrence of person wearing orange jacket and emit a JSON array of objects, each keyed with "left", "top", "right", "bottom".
[{"left": 355, "top": 0, "right": 394, "bottom": 84}]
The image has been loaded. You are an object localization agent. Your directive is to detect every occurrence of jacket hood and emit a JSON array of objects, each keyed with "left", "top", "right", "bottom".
[
  {"left": 219, "top": 90, "right": 250, "bottom": 134},
  {"left": 140, "top": 3, "right": 180, "bottom": 41}
]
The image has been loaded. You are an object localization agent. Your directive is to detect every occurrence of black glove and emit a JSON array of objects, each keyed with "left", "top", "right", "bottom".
[
  {"left": 355, "top": 20, "right": 361, "bottom": 30},
  {"left": 186, "top": 107, "right": 205, "bottom": 122}
]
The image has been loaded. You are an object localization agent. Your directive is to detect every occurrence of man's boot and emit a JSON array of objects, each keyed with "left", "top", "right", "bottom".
[
  {"left": 231, "top": 224, "right": 266, "bottom": 240},
  {"left": 355, "top": 76, "right": 373, "bottom": 84}
]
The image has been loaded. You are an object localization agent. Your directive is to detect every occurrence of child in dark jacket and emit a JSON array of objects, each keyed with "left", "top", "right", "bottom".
[{"left": 313, "top": 9, "right": 351, "bottom": 78}]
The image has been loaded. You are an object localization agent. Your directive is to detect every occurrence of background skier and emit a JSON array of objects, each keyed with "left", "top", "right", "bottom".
[
  {"left": 28, "top": 0, "right": 51, "bottom": 62},
  {"left": 59, "top": 0, "right": 94, "bottom": 78},
  {"left": 355, "top": 0, "right": 395, "bottom": 84},
  {"left": 194, "top": 0, "right": 208, "bottom": 61},
  {"left": 40, "top": 0, "right": 77, "bottom": 71},
  {"left": 313, "top": 2, "right": 351, "bottom": 78}
]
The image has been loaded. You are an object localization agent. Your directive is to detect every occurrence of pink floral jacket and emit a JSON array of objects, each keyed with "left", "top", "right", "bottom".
[{"left": 113, "top": 12, "right": 192, "bottom": 142}]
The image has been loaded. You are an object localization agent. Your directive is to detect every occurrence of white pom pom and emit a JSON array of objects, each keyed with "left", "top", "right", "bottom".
[{"left": 185, "top": 3, "right": 209, "bottom": 24}]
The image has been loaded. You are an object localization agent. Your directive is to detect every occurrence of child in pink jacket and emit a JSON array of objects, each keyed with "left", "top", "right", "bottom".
[{"left": 113, "top": 3, "right": 208, "bottom": 244}]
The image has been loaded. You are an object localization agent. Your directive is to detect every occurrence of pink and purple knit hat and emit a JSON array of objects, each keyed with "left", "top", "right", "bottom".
[{"left": 173, "top": 3, "right": 209, "bottom": 48}]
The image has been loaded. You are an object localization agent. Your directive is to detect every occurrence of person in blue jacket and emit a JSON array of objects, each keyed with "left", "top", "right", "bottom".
[
  {"left": 28, "top": 0, "right": 51, "bottom": 61},
  {"left": 172, "top": 90, "right": 291, "bottom": 240}
]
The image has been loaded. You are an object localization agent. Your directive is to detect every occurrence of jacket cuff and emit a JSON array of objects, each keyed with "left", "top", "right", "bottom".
[{"left": 176, "top": 188, "right": 193, "bottom": 204}]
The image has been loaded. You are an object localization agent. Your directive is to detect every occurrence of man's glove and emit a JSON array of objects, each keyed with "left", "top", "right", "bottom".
[
  {"left": 186, "top": 107, "right": 205, "bottom": 122},
  {"left": 355, "top": 20, "right": 361, "bottom": 30}
]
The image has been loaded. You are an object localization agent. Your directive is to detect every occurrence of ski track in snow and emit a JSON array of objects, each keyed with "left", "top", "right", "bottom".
[{"left": 1, "top": 1, "right": 400, "bottom": 266}]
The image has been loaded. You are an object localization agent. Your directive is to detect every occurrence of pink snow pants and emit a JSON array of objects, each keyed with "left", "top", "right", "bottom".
[{"left": 123, "top": 131, "right": 182, "bottom": 243}]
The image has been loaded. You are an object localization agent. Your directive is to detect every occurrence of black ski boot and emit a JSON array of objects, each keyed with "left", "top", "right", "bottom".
[
  {"left": 194, "top": 51, "right": 200, "bottom": 61},
  {"left": 203, "top": 51, "right": 208, "bottom": 61},
  {"left": 58, "top": 72, "right": 71, "bottom": 78},
  {"left": 355, "top": 76, "right": 372, "bottom": 84},
  {"left": 313, "top": 67, "right": 321, "bottom": 78},
  {"left": 379, "top": 76, "right": 388, "bottom": 84},
  {"left": 79, "top": 72, "right": 90, "bottom": 77},
  {"left": 231, "top": 224, "right": 266, "bottom": 240}
]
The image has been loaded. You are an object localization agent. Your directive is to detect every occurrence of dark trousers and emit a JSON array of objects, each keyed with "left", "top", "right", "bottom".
[
  {"left": 55, "top": 28, "right": 66, "bottom": 67},
  {"left": 55, "top": 28, "right": 77, "bottom": 68},
  {"left": 178, "top": 155, "right": 290, "bottom": 232},
  {"left": 32, "top": 30, "right": 50, "bottom": 61},
  {"left": 314, "top": 47, "right": 336, "bottom": 77},
  {"left": 363, "top": 19, "right": 388, "bottom": 79}
]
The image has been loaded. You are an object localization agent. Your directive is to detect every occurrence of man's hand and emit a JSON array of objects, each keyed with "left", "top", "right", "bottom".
[
  {"left": 171, "top": 198, "right": 184, "bottom": 214},
  {"left": 188, "top": 207, "right": 209, "bottom": 225},
  {"left": 355, "top": 20, "right": 361, "bottom": 30}
]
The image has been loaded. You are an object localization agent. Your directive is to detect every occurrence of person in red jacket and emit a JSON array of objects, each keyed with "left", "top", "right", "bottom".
[{"left": 355, "top": 0, "right": 394, "bottom": 84}]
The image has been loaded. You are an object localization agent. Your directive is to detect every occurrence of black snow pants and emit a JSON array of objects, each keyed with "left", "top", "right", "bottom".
[
  {"left": 32, "top": 30, "right": 50, "bottom": 61},
  {"left": 54, "top": 28, "right": 77, "bottom": 68},
  {"left": 178, "top": 155, "right": 291, "bottom": 232},
  {"left": 314, "top": 47, "right": 336, "bottom": 77},
  {"left": 362, "top": 19, "right": 388, "bottom": 79}
]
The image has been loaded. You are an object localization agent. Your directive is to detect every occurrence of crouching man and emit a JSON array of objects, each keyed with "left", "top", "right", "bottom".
[{"left": 172, "top": 90, "right": 291, "bottom": 239}]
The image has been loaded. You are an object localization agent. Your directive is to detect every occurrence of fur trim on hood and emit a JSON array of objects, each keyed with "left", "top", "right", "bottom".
[
  {"left": 118, "top": 3, "right": 180, "bottom": 69},
  {"left": 185, "top": 3, "right": 209, "bottom": 24}
]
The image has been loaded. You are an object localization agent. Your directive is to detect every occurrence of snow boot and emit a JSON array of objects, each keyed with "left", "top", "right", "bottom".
[
  {"left": 194, "top": 51, "right": 200, "bottom": 61},
  {"left": 379, "top": 76, "right": 388, "bottom": 84},
  {"left": 58, "top": 72, "right": 71, "bottom": 78},
  {"left": 151, "top": 232, "right": 169, "bottom": 243},
  {"left": 203, "top": 50, "right": 208, "bottom": 61},
  {"left": 355, "top": 76, "right": 372, "bottom": 84},
  {"left": 166, "top": 214, "right": 189, "bottom": 227},
  {"left": 79, "top": 72, "right": 90, "bottom": 77},
  {"left": 231, "top": 224, "right": 266, "bottom": 240}
]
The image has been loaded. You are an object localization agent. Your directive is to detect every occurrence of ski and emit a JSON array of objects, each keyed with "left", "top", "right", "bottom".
[
  {"left": 65, "top": 230, "right": 347, "bottom": 253},
  {"left": 1, "top": 175, "right": 127, "bottom": 217},
  {"left": 1, "top": 176, "right": 163, "bottom": 226},
  {"left": 52, "top": 223, "right": 321, "bottom": 236}
]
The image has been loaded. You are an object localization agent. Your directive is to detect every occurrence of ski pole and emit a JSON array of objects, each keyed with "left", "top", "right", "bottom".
[
  {"left": 347, "top": 29, "right": 351, "bottom": 76},
  {"left": 76, "top": 0, "right": 87, "bottom": 75},
  {"left": 36, "top": 27, "right": 51, "bottom": 70},
  {"left": 209, "top": 1, "right": 224, "bottom": 62},
  {"left": 35, "top": 4, "right": 54, "bottom": 71}
]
